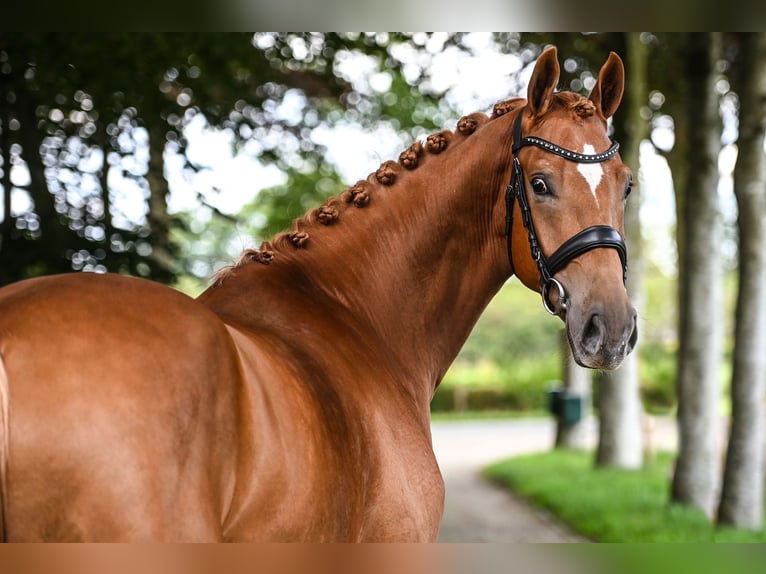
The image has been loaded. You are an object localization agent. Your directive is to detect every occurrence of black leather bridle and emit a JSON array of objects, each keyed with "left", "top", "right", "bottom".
[{"left": 505, "top": 107, "right": 628, "bottom": 315}]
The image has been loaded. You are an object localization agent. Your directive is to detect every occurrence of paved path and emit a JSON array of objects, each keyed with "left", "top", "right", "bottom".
[{"left": 431, "top": 417, "right": 677, "bottom": 542}]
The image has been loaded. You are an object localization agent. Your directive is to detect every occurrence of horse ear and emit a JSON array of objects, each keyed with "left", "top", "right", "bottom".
[
  {"left": 526, "top": 47, "right": 560, "bottom": 118},
  {"left": 589, "top": 51, "right": 625, "bottom": 120}
]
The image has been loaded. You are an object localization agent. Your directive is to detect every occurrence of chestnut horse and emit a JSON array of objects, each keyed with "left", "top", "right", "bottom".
[{"left": 0, "top": 47, "right": 636, "bottom": 541}]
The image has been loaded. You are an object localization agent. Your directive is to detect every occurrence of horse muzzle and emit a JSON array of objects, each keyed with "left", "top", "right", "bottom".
[{"left": 566, "top": 301, "right": 638, "bottom": 370}]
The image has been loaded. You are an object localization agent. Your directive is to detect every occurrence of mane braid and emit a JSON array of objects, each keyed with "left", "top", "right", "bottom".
[{"left": 212, "top": 104, "right": 511, "bottom": 286}]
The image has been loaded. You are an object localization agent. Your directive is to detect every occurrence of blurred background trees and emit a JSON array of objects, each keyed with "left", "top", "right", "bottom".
[
  {"left": 1, "top": 33, "right": 489, "bottom": 285},
  {"left": 1, "top": 32, "right": 764, "bottom": 530}
]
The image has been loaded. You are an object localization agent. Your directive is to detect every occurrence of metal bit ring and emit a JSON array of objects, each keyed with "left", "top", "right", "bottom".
[{"left": 542, "top": 277, "right": 567, "bottom": 316}]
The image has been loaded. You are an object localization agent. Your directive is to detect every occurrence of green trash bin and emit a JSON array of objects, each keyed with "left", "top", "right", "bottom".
[
  {"left": 546, "top": 386, "right": 564, "bottom": 416},
  {"left": 559, "top": 393, "right": 583, "bottom": 425},
  {"left": 546, "top": 386, "right": 583, "bottom": 425}
]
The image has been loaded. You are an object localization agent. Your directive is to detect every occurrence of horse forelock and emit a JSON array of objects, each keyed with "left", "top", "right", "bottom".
[
  {"left": 555, "top": 91, "right": 596, "bottom": 119},
  {"left": 495, "top": 93, "right": 595, "bottom": 123}
]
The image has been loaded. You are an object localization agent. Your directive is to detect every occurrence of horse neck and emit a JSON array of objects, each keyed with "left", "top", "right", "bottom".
[{"left": 202, "top": 110, "right": 519, "bottom": 404}]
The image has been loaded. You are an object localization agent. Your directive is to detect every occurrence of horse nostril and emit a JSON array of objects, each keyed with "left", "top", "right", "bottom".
[{"left": 582, "top": 313, "right": 605, "bottom": 356}]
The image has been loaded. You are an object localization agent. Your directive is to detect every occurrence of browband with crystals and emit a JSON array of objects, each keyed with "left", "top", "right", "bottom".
[{"left": 512, "top": 136, "right": 620, "bottom": 163}]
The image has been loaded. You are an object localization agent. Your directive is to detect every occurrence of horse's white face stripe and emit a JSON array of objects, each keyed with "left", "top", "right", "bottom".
[{"left": 576, "top": 144, "right": 603, "bottom": 203}]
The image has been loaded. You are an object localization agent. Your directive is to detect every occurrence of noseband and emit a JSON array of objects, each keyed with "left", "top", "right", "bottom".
[{"left": 505, "top": 107, "right": 628, "bottom": 315}]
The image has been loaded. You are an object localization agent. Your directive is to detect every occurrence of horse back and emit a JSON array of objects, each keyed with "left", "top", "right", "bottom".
[{"left": 0, "top": 273, "right": 243, "bottom": 541}]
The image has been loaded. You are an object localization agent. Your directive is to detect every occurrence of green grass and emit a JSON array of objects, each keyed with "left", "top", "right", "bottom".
[
  {"left": 484, "top": 450, "right": 766, "bottom": 542},
  {"left": 430, "top": 409, "right": 548, "bottom": 422}
]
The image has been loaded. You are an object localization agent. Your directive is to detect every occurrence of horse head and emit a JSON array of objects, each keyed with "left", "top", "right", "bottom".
[{"left": 508, "top": 47, "right": 637, "bottom": 370}]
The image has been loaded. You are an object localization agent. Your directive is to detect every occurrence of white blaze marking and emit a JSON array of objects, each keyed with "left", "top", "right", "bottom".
[{"left": 576, "top": 144, "right": 604, "bottom": 203}]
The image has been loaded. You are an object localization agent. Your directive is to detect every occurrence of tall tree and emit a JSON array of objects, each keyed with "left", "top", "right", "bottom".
[
  {"left": 671, "top": 32, "right": 725, "bottom": 518},
  {"left": 595, "top": 32, "right": 649, "bottom": 470},
  {"left": 717, "top": 32, "right": 766, "bottom": 530}
]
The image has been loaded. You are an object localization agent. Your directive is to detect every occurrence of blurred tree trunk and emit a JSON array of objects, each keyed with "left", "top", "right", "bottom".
[
  {"left": 717, "top": 32, "right": 766, "bottom": 530},
  {"left": 670, "top": 32, "right": 724, "bottom": 519},
  {"left": 14, "top": 86, "right": 71, "bottom": 278},
  {"left": 145, "top": 126, "right": 176, "bottom": 282},
  {"left": 17, "top": 97, "right": 51, "bottom": 243},
  {"left": 555, "top": 330, "right": 591, "bottom": 450},
  {"left": 595, "top": 32, "right": 648, "bottom": 470},
  {"left": 1, "top": 79, "right": 11, "bottom": 251}
]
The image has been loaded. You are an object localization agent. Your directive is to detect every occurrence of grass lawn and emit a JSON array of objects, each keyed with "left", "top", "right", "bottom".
[
  {"left": 430, "top": 409, "right": 548, "bottom": 422},
  {"left": 484, "top": 450, "right": 766, "bottom": 543}
]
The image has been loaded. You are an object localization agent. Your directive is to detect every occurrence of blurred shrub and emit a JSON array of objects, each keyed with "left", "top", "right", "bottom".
[{"left": 638, "top": 341, "right": 678, "bottom": 413}]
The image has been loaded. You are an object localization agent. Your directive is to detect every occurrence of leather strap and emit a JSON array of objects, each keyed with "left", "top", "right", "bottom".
[{"left": 546, "top": 225, "right": 628, "bottom": 283}]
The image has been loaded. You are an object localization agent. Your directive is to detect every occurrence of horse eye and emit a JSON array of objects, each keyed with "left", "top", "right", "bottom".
[
  {"left": 625, "top": 176, "right": 634, "bottom": 199},
  {"left": 531, "top": 177, "right": 549, "bottom": 196}
]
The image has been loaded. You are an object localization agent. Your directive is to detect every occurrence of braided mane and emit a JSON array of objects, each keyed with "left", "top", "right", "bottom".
[{"left": 213, "top": 97, "right": 530, "bottom": 286}]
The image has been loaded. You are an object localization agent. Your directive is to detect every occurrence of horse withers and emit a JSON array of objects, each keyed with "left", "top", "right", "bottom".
[{"left": 0, "top": 47, "right": 635, "bottom": 541}]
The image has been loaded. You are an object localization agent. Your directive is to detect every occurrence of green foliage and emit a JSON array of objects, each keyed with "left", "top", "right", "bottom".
[
  {"left": 430, "top": 409, "right": 546, "bottom": 422},
  {"left": 485, "top": 450, "right": 766, "bottom": 542},
  {"left": 432, "top": 279, "right": 562, "bottom": 412},
  {"left": 638, "top": 341, "right": 678, "bottom": 412},
  {"left": 452, "top": 279, "right": 562, "bottom": 367},
  {"left": 170, "top": 209, "right": 245, "bottom": 287}
]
